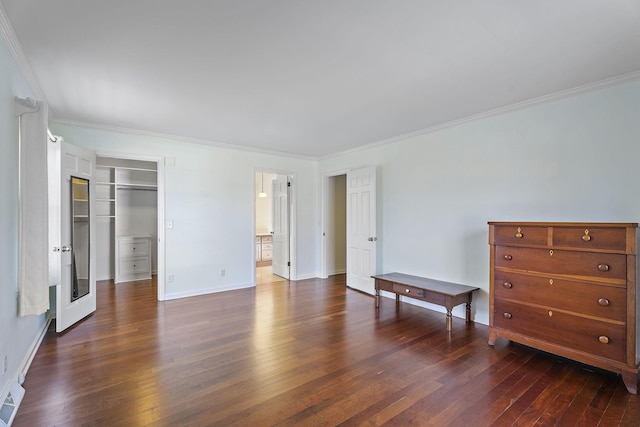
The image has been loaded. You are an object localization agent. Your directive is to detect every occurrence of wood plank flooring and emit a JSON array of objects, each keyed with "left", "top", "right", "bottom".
[{"left": 13, "top": 273, "right": 640, "bottom": 426}]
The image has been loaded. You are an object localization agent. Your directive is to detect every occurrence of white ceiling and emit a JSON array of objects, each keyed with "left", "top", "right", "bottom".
[{"left": 2, "top": 1, "right": 640, "bottom": 158}]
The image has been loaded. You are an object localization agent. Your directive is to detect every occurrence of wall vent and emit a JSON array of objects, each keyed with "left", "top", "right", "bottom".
[{"left": 0, "top": 382, "right": 24, "bottom": 426}]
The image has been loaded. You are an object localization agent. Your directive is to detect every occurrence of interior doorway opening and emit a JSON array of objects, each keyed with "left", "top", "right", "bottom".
[
  {"left": 95, "top": 154, "right": 165, "bottom": 300},
  {"left": 254, "top": 170, "right": 294, "bottom": 284},
  {"left": 326, "top": 174, "right": 347, "bottom": 276}
]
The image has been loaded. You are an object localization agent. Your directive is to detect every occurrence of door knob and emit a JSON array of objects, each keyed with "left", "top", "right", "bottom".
[{"left": 61, "top": 245, "right": 72, "bottom": 252}]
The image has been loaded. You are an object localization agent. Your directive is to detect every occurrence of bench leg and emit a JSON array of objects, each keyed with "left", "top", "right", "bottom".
[
  {"left": 375, "top": 288, "right": 380, "bottom": 308},
  {"left": 466, "top": 302, "right": 471, "bottom": 323},
  {"left": 446, "top": 309, "right": 453, "bottom": 331}
]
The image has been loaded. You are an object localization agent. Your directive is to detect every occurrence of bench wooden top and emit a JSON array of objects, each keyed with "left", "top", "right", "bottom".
[{"left": 372, "top": 273, "right": 479, "bottom": 297}]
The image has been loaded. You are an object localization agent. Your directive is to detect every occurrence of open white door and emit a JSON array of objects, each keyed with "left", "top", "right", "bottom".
[
  {"left": 54, "top": 141, "right": 96, "bottom": 332},
  {"left": 271, "top": 175, "right": 290, "bottom": 279},
  {"left": 346, "top": 166, "right": 376, "bottom": 294}
]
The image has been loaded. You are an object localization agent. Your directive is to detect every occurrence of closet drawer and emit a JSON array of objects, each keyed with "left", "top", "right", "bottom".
[
  {"left": 494, "top": 271, "right": 626, "bottom": 321},
  {"left": 494, "top": 299, "right": 626, "bottom": 362},
  {"left": 118, "top": 238, "right": 150, "bottom": 256},
  {"left": 495, "top": 246, "right": 627, "bottom": 281},
  {"left": 119, "top": 256, "right": 151, "bottom": 276}
]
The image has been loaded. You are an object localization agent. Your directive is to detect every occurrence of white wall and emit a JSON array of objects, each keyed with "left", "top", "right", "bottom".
[
  {"left": 49, "top": 123, "right": 320, "bottom": 297},
  {"left": 319, "top": 80, "right": 640, "bottom": 325},
  {"left": 0, "top": 34, "right": 48, "bottom": 401}
]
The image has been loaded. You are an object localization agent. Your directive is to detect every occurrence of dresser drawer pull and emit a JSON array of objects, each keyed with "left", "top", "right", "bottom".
[
  {"left": 515, "top": 227, "right": 523, "bottom": 239},
  {"left": 599, "top": 336, "right": 610, "bottom": 344},
  {"left": 503, "top": 282, "right": 512, "bottom": 289},
  {"left": 503, "top": 312, "right": 512, "bottom": 319},
  {"left": 503, "top": 255, "right": 513, "bottom": 261},
  {"left": 582, "top": 229, "right": 591, "bottom": 242},
  {"left": 598, "top": 298, "right": 610, "bottom": 306},
  {"left": 405, "top": 288, "right": 410, "bottom": 293},
  {"left": 597, "top": 264, "right": 610, "bottom": 272}
]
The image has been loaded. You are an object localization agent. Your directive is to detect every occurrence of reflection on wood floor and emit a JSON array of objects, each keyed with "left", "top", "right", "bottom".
[
  {"left": 256, "top": 266, "right": 286, "bottom": 285},
  {"left": 13, "top": 274, "right": 640, "bottom": 426}
]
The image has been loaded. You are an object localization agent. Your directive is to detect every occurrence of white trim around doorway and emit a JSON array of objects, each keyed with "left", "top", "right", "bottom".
[{"left": 95, "top": 150, "right": 166, "bottom": 301}]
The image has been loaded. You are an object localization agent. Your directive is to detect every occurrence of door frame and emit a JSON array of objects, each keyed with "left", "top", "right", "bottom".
[
  {"left": 253, "top": 168, "right": 297, "bottom": 283},
  {"left": 96, "top": 150, "right": 166, "bottom": 301},
  {"left": 320, "top": 168, "right": 351, "bottom": 279}
]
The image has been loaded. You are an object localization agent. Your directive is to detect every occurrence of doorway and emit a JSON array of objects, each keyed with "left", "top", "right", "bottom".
[
  {"left": 326, "top": 175, "right": 347, "bottom": 276},
  {"left": 321, "top": 167, "right": 377, "bottom": 294},
  {"left": 95, "top": 154, "right": 165, "bottom": 300},
  {"left": 254, "top": 170, "right": 295, "bottom": 284}
]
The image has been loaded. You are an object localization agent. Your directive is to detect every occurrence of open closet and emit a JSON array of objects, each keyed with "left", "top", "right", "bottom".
[{"left": 95, "top": 157, "right": 158, "bottom": 283}]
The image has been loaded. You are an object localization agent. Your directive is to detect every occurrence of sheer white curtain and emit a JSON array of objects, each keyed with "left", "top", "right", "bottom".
[{"left": 15, "top": 96, "right": 49, "bottom": 316}]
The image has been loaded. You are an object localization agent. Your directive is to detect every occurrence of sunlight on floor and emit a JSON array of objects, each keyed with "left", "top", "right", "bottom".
[{"left": 256, "top": 266, "right": 286, "bottom": 285}]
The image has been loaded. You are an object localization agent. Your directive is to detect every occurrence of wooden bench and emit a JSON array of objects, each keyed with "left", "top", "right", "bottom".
[{"left": 372, "top": 273, "right": 480, "bottom": 331}]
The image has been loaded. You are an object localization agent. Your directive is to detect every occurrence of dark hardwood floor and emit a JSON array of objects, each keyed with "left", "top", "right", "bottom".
[{"left": 13, "top": 274, "right": 640, "bottom": 426}]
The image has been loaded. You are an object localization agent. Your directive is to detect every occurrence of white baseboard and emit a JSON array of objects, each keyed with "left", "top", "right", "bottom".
[
  {"left": 292, "top": 273, "right": 318, "bottom": 281},
  {"left": 164, "top": 282, "right": 254, "bottom": 300}
]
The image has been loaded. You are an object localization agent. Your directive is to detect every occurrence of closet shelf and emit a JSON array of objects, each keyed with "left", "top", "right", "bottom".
[{"left": 117, "top": 183, "right": 157, "bottom": 190}]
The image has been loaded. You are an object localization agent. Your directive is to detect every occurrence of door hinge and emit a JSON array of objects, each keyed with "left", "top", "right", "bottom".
[
  {"left": 287, "top": 181, "right": 291, "bottom": 187},
  {"left": 287, "top": 261, "right": 291, "bottom": 267}
]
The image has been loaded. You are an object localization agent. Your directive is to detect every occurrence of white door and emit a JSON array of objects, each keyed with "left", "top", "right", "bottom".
[
  {"left": 346, "top": 166, "right": 377, "bottom": 294},
  {"left": 271, "top": 175, "right": 290, "bottom": 279},
  {"left": 54, "top": 141, "right": 96, "bottom": 332}
]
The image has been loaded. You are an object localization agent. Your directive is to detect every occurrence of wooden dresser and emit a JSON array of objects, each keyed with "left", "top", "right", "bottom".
[{"left": 488, "top": 222, "right": 639, "bottom": 393}]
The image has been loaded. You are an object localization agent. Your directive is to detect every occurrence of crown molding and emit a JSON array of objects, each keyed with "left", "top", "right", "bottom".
[
  {"left": 320, "top": 70, "right": 640, "bottom": 161},
  {"left": 0, "top": 3, "right": 46, "bottom": 102},
  {"left": 51, "top": 119, "right": 318, "bottom": 161}
]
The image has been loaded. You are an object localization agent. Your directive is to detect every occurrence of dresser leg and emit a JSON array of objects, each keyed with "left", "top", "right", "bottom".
[
  {"left": 488, "top": 329, "right": 497, "bottom": 346},
  {"left": 375, "top": 289, "right": 380, "bottom": 308},
  {"left": 621, "top": 371, "right": 638, "bottom": 394},
  {"left": 465, "top": 302, "right": 471, "bottom": 323},
  {"left": 446, "top": 310, "right": 452, "bottom": 331}
]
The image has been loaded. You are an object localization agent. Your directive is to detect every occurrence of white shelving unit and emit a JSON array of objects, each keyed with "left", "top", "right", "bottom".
[{"left": 95, "top": 158, "right": 158, "bottom": 282}]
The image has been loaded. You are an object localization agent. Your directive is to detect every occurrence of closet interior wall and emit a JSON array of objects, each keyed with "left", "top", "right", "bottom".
[{"left": 95, "top": 157, "right": 158, "bottom": 282}]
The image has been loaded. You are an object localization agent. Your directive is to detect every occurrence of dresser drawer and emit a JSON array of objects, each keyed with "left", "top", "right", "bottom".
[
  {"left": 553, "top": 226, "right": 627, "bottom": 252},
  {"left": 495, "top": 246, "right": 627, "bottom": 281},
  {"left": 493, "top": 225, "right": 548, "bottom": 246},
  {"left": 494, "top": 271, "right": 627, "bottom": 321},
  {"left": 261, "top": 249, "right": 272, "bottom": 260},
  {"left": 262, "top": 236, "right": 273, "bottom": 243},
  {"left": 392, "top": 283, "right": 430, "bottom": 301},
  {"left": 262, "top": 243, "right": 273, "bottom": 251},
  {"left": 118, "top": 239, "right": 150, "bottom": 256},
  {"left": 494, "top": 299, "right": 626, "bottom": 361}
]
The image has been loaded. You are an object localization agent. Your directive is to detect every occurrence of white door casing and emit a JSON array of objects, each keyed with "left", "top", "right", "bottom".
[
  {"left": 54, "top": 141, "right": 96, "bottom": 332},
  {"left": 271, "top": 175, "right": 290, "bottom": 279},
  {"left": 346, "top": 166, "right": 376, "bottom": 294}
]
